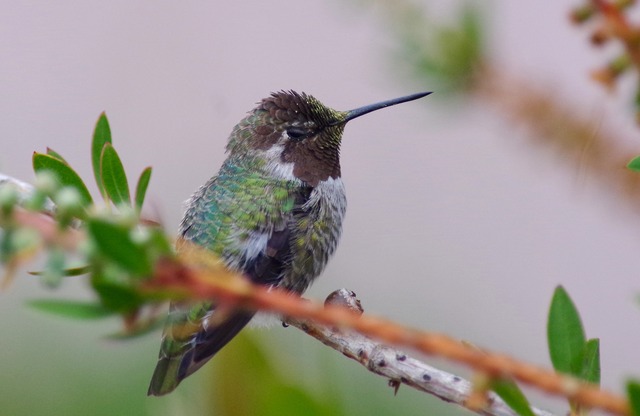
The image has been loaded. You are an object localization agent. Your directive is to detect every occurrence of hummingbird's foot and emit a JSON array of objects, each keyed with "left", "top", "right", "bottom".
[{"left": 324, "top": 288, "right": 364, "bottom": 315}]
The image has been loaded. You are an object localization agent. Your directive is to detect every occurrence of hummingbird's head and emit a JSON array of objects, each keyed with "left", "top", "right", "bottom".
[{"left": 226, "top": 90, "right": 431, "bottom": 186}]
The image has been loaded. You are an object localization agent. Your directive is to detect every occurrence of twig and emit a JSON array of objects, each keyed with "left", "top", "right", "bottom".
[
  {"left": 474, "top": 65, "right": 640, "bottom": 212},
  {"left": 0, "top": 173, "right": 55, "bottom": 214},
  {"left": 150, "top": 258, "right": 629, "bottom": 415},
  {"left": 0, "top": 172, "right": 630, "bottom": 415},
  {"left": 591, "top": 0, "right": 640, "bottom": 70},
  {"left": 287, "top": 289, "right": 555, "bottom": 416}
]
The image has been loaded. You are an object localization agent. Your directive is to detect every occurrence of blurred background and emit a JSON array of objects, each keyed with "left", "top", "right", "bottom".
[{"left": 2, "top": 1, "right": 640, "bottom": 415}]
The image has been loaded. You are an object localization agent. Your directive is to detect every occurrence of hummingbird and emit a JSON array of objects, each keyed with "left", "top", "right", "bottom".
[{"left": 148, "top": 90, "right": 430, "bottom": 396}]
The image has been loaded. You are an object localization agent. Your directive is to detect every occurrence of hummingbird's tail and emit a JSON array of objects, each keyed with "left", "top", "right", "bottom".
[
  {"left": 147, "top": 354, "right": 183, "bottom": 396},
  {"left": 147, "top": 311, "right": 255, "bottom": 396}
]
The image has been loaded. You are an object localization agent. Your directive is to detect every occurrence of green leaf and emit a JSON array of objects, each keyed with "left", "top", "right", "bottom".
[
  {"left": 579, "top": 338, "right": 600, "bottom": 385},
  {"left": 628, "top": 380, "right": 640, "bottom": 416},
  {"left": 28, "top": 265, "right": 91, "bottom": 277},
  {"left": 28, "top": 299, "right": 114, "bottom": 319},
  {"left": 134, "top": 167, "right": 152, "bottom": 212},
  {"left": 32, "top": 152, "right": 93, "bottom": 206},
  {"left": 148, "top": 228, "right": 174, "bottom": 256},
  {"left": 628, "top": 156, "right": 640, "bottom": 172},
  {"left": 87, "top": 219, "right": 151, "bottom": 276},
  {"left": 92, "top": 279, "right": 143, "bottom": 312},
  {"left": 46, "top": 147, "right": 68, "bottom": 164},
  {"left": 100, "top": 143, "right": 130, "bottom": 205},
  {"left": 491, "top": 379, "right": 535, "bottom": 416},
  {"left": 547, "top": 285, "right": 586, "bottom": 376},
  {"left": 92, "top": 112, "right": 112, "bottom": 197}
]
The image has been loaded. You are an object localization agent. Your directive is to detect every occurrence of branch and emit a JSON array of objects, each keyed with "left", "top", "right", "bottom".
[
  {"left": 372, "top": 0, "right": 640, "bottom": 211},
  {"left": 0, "top": 173, "right": 55, "bottom": 214},
  {"left": 288, "top": 289, "right": 554, "bottom": 416},
  {"left": 474, "top": 65, "right": 640, "bottom": 212},
  {"left": 149, "top": 258, "right": 629, "bottom": 415},
  {"left": 591, "top": 0, "right": 640, "bottom": 70},
  {"left": 0, "top": 173, "right": 630, "bottom": 415}
]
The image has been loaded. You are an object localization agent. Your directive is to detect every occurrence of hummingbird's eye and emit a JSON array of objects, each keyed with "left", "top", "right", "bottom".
[{"left": 286, "top": 127, "right": 312, "bottom": 140}]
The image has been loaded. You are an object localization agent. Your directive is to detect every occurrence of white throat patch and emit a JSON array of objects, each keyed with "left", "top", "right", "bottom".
[{"left": 262, "top": 142, "right": 297, "bottom": 182}]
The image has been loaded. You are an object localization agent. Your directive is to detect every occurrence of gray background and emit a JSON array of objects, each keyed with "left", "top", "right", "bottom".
[{"left": 2, "top": 1, "right": 639, "bottom": 414}]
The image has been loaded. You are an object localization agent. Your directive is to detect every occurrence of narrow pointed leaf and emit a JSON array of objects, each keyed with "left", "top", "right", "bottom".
[
  {"left": 28, "top": 299, "right": 114, "bottom": 319},
  {"left": 579, "top": 338, "right": 600, "bottom": 385},
  {"left": 28, "top": 265, "right": 91, "bottom": 277},
  {"left": 628, "top": 156, "right": 640, "bottom": 172},
  {"left": 100, "top": 143, "right": 130, "bottom": 205},
  {"left": 92, "top": 112, "right": 112, "bottom": 197},
  {"left": 46, "top": 147, "right": 68, "bottom": 164},
  {"left": 87, "top": 219, "right": 151, "bottom": 276},
  {"left": 32, "top": 152, "right": 93, "bottom": 206},
  {"left": 134, "top": 167, "right": 152, "bottom": 212},
  {"left": 92, "top": 279, "right": 143, "bottom": 312},
  {"left": 628, "top": 380, "right": 640, "bottom": 416},
  {"left": 491, "top": 379, "right": 535, "bottom": 416},
  {"left": 547, "top": 286, "right": 587, "bottom": 376},
  {"left": 148, "top": 228, "right": 174, "bottom": 256}
]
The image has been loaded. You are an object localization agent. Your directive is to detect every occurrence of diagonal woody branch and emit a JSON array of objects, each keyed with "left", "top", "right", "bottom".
[
  {"left": 286, "top": 296, "right": 555, "bottom": 416},
  {"left": 474, "top": 65, "right": 640, "bottom": 211},
  {"left": 145, "top": 256, "right": 628, "bottom": 415},
  {"left": 0, "top": 174, "right": 629, "bottom": 415}
]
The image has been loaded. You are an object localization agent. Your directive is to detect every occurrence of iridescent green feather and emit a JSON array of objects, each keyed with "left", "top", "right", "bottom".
[{"left": 181, "top": 161, "right": 298, "bottom": 255}]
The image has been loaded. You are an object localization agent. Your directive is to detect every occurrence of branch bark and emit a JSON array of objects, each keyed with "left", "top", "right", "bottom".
[
  {"left": 287, "top": 289, "right": 555, "bottom": 416},
  {"left": 152, "top": 258, "right": 629, "bottom": 415}
]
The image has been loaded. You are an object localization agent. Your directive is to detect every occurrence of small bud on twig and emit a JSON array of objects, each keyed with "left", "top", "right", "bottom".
[{"left": 570, "top": 4, "right": 595, "bottom": 24}]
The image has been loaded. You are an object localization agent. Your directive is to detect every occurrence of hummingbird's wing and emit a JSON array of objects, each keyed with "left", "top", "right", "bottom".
[
  {"left": 148, "top": 171, "right": 308, "bottom": 396},
  {"left": 148, "top": 228, "right": 293, "bottom": 396}
]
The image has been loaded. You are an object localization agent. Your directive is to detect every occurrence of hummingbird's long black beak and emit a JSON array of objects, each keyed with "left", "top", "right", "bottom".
[{"left": 336, "top": 91, "right": 432, "bottom": 125}]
